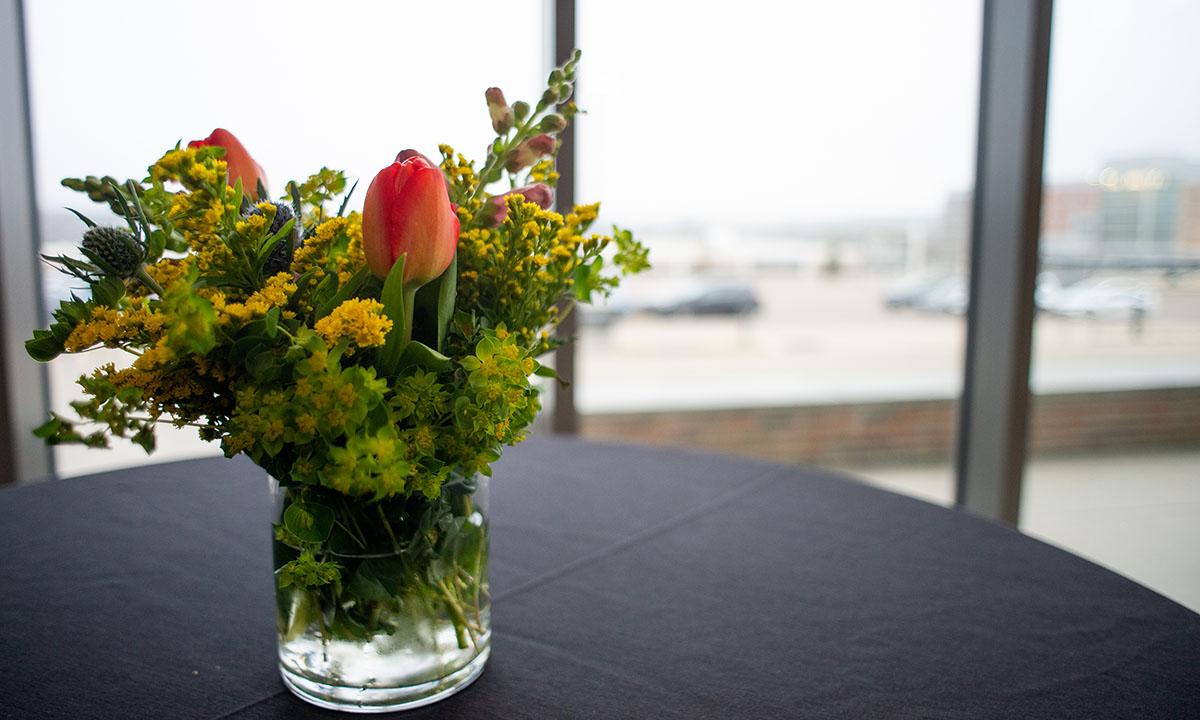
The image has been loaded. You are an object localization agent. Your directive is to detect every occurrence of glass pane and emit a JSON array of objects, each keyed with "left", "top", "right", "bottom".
[
  {"left": 26, "top": 0, "right": 546, "bottom": 476},
  {"left": 576, "top": 0, "right": 982, "bottom": 503},
  {"left": 1026, "top": 0, "right": 1200, "bottom": 610}
]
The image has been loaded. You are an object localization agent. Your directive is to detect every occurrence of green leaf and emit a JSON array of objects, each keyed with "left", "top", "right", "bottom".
[
  {"left": 32, "top": 416, "right": 63, "bottom": 439},
  {"left": 283, "top": 502, "right": 335, "bottom": 544},
  {"left": 378, "top": 255, "right": 410, "bottom": 376},
  {"left": 435, "top": 254, "right": 457, "bottom": 352},
  {"left": 289, "top": 182, "right": 303, "bottom": 221},
  {"left": 532, "top": 361, "right": 561, "bottom": 380},
  {"left": 145, "top": 230, "right": 167, "bottom": 262},
  {"left": 125, "top": 180, "right": 154, "bottom": 250},
  {"left": 572, "top": 256, "right": 604, "bottom": 302},
  {"left": 316, "top": 267, "right": 370, "bottom": 319},
  {"left": 25, "top": 330, "right": 65, "bottom": 362},
  {"left": 263, "top": 306, "right": 280, "bottom": 338},
  {"left": 102, "top": 176, "right": 140, "bottom": 239},
  {"left": 396, "top": 341, "right": 452, "bottom": 373},
  {"left": 475, "top": 335, "right": 500, "bottom": 360},
  {"left": 346, "top": 562, "right": 393, "bottom": 603},
  {"left": 162, "top": 277, "right": 217, "bottom": 356},
  {"left": 64, "top": 207, "right": 97, "bottom": 228},
  {"left": 90, "top": 276, "right": 125, "bottom": 308},
  {"left": 255, "top": 218, "right": 295, "bottom": 266},
  {"left": 411, "top": 253, "right": 457, "bottom": 352},
  {"left": 336, "top": 179, "right": 359, "bottom": 217}
]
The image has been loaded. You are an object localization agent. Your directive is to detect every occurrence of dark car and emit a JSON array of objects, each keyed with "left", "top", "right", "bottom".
[{"left": 651, "top": 285, "right": 760, "bottom": 316}]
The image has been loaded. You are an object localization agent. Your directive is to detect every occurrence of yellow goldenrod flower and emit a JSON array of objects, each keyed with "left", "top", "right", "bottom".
[{"left": 314, "top": 298, "right": 392, "bottom": 350}]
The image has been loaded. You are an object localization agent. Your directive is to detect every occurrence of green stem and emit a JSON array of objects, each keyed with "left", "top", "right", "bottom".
[
  {"left": 401, "top": 286, "right": 418, "bottom": 346},
  {"left": 468, "top": 108, "right": 547, "bottom": 204},
  {"left": 134, "top": 265, "right": 164, "bottom": 296},
  {"left": 376, "top": 504, "right": 402, "bottom": 555},
  {"left": 437, "top": 578, "right": 478, "bottom": 650},
  {"left": 346, "top": 504, "right": 370, "bottom": 550},
  {"left": 333, "top": 519, "right": 367, "bottom": 549}
]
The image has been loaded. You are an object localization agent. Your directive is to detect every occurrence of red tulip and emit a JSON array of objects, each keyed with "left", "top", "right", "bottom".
[
  {"left": 362, "top": 153, "right": 459, "bottom": 284},
  {"left": 187, "top": 128, "right": 267, "bottom": 199},
  {"left": 394, "top": 149, "right": 450, "bottom": 193},
  {"left": 486, "top": 183, "right": 554, "bottom": 225}
]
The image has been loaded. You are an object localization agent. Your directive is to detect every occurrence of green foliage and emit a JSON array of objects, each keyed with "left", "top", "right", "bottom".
[
  {"left": 161, "top": 270, "right": 216, "bottom": 356},
  {"left": 25, "top": 294, "right": 92, "bottom": 362},
  {"left": 284, "top": 501, "right": 335, "bottom": 543},
  {"left": 285, "top": 167, "right": 347, "bottom": 216},
  {"left": 35, "top": 373, "right": 157, "bottom": 452},
  {"left": 277, "top": 549, "right": 342, "bottom": 590},
  {"left": 377, "top": 254, "right": 411, "bottom": 377},
  {"left": 272, "top": 481, "right": 488, "bottom": 647}
]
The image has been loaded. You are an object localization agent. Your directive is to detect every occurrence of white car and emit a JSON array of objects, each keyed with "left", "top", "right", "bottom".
[
  {"left": 1040, "top": 277, "right": 1158, "bottom": 318},
  {"left": 913, "top": 276, "right": 967, "bottom": 314}
]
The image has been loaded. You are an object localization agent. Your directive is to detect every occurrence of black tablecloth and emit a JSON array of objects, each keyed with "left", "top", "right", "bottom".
[{"left": 1, "top": 437, "right": 1197, "bottom": 719}]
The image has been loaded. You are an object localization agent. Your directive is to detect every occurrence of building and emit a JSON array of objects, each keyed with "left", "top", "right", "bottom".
[{"left": 1095, "top": 157, "right": 1200, "bottom": 254}]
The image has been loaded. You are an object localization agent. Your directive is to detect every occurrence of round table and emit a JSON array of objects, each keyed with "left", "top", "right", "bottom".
[{"left": 2, "top": 437, "right": 1197, "bottom": 718}]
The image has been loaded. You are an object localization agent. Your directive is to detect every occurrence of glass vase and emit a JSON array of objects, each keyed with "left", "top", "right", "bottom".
[{"left": 269, "top": 474, "right": 490, "bottom": 713}]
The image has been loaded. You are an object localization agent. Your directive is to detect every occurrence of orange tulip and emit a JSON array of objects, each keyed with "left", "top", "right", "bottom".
[
  {"left": 187, "top": 128, "right": 268, "bottom": 199},
  {"left": 362, "top": 152, "right": 459, "bottom": 284}
]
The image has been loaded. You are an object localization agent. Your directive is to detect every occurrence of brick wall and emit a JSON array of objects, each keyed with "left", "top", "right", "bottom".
[{"left": 581, "top": 386, "right": 1200, "bottom": 466}]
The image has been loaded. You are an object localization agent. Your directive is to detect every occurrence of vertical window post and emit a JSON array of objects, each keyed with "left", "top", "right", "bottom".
[
  {"left": 0, "top": 0, "right": 53, "bottom": 483},
  {"left": 551, "top": 0, "right": 579, "bottom": 434},
  {"left": 955, "top": 0, "right": 1053, "bottom": 523}
]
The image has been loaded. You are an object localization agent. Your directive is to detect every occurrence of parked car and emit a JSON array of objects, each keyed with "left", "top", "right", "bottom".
[
  {"left": 649, "top": 284, "right": 760, "bottom": 316},
  {"left": 1040, "top": 277, "right": 1158, "bottom": 319},
  {"left": 1034, "top": 272, "right": 1062, "bottom": 311},
  {"left": 577, "top": 303, "right": 628, "bottom": 329},
  {"left": 884, "top": 275, "right": 950, "bottom": 309},
  {"left": 912, "top": 276, "right": 967, "bottom": 314},
  {"left": 888, "top": 272, "right": 1063, "bottom": 316}
]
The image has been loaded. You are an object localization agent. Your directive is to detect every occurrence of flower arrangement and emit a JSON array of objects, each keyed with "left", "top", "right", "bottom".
[{"left": 27, "top": 51, "right": 648, "bottom": 710}]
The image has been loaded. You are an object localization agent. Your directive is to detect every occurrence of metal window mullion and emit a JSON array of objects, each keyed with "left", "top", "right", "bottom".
[
  {"left": 954, "top": 0, "right": 1053, "bottom": 523},
  {"left": 551, "top": 0, "right": 579, "bottom": 434},
  {"left": 0, "top": 0, "right": 53, "bottom": 483}
]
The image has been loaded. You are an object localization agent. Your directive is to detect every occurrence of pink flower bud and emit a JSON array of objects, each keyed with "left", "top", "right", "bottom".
[
  {"left": 527, "top": 134, "right": 556, "bottom": 155},
  {"left": 505, "top": 134, "right": 557, "bottom": 173},
  {"left": 187, "top": 128, "right": 268, "bottom": 199},
  {"left": 485, "top": 87, "right": 514, "bottom": 134},
  {"left": 362, "top": 154, "right": 459, "bottom": 284},
  {"left": 485, "top": 87, "right": 507, "bottom": 107},
  {"left": 485, "top": 183, "right": 554, "bottom": 225}
]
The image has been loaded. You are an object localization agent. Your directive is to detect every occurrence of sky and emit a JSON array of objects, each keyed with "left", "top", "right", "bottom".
[{"left": 23, "top": 0, "right": 1200, "bottom": 234}]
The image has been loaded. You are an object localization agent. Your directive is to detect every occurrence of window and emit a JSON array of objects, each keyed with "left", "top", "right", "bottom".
[
  {"left": 576, "top": 0, "right": 982, "bottom": 501},
  {"left": 1024, "top": 0, "right": 1200, "bottom": 610}
]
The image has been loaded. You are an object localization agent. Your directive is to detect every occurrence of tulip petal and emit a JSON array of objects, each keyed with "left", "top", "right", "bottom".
[
  {"left": 390, "top": 166, "right": 458, "bottom": 284},
  {"left": 362, "top": 169, "right": 397, "bottom": 277}
]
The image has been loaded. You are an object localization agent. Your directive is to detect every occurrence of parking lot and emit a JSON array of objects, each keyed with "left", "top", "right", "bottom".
[{"left": 575, "top": 270, "right": 1200, "bottom": 412}]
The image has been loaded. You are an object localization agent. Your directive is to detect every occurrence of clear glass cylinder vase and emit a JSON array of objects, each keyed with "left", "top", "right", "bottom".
[{"left": 269, "top": 474, "right": 490, "bottom": 713}]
